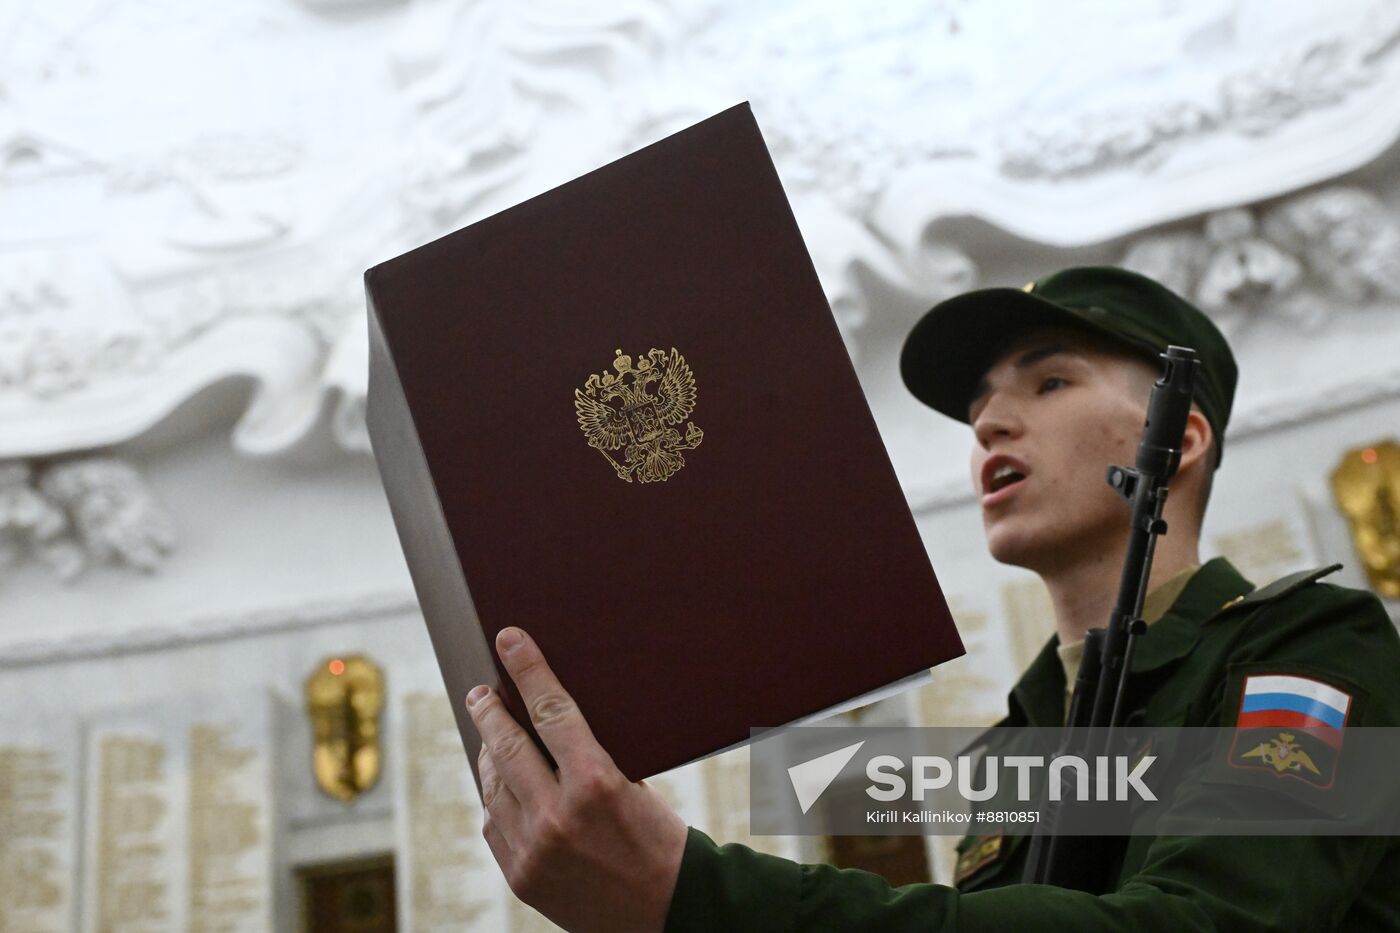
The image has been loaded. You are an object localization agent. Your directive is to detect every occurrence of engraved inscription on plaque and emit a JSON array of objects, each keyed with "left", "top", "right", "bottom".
[
  {"left": 0, "top": 722, "right": 77, "bottom": 933},
  {"left": 188, "top": 723, "right": 265, "bottom": 932},
  {"left": 86, "top": 699, "right": 273, "bottom": 933},
  {"left": 397, "top": 692, "right": 493, "bottom": 932},
  {"left": 95, "top": 735, "right": 173, "bottom": 931}
]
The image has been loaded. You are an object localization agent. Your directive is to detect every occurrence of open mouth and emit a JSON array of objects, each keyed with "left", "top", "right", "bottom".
[
  {"left": 981, "top": 455, "right": 1031, "bottom": 500},
  {"left": 988, "top": 464, "right": 1026, "bottom": 493}
]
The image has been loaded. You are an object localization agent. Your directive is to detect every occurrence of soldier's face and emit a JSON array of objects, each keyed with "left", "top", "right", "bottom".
[{"left": 967, "top": 326, "right": 1156, "bottom": 575}]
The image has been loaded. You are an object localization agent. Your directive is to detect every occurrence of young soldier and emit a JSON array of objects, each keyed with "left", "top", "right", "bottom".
[{"left": 464, "top": 267, "right": 1400, "bottom": 932}]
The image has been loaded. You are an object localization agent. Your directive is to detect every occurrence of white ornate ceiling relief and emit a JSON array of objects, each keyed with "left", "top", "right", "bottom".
[
  {"left": 5, "top": 0, "right": 1400, "bottom": 464},
  {"left": 1123, "top": 186, "right": 1400, "bottom": 337},
  {"left": 0, "top": 458, "right": 174, "bottom": 580},
  {"left": 1117, "top": 183, "right": 1400, "bottom": 436}
]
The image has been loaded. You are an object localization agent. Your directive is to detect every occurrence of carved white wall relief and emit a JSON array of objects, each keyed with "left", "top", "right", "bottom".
[
  {"left": 1195, "top": 209, "right": 1304, "bottom": 334},
  {"left": 1122, "top": 185, "right": 1400, "bottom": 336},
  {"left": 0, "top": 458, "right": 173, "bottom": 580},
  {"left": 41, "top": 459, "right": 175, "bottom": 575},
  {"left": 994, "top": 20, "right": 1394, "bottom": 182},
  {"left": 389, "top": 0, "right": 682, "bottom": 230},
  {"left": 6, "top": 0, "right": 1400, "bottom": 464},
  {"left": 1124, "top": 208, "right": 1306, "bottom": 338},
  {"left": 0, "top": 462, "right": 79, "bottom": 578},
  {"left": 1262, "top": 187, "right": 1400, "bottom": 306}
]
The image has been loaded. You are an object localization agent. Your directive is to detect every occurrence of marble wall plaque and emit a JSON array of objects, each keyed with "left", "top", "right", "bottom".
[
  {"left": 392, "top": 689, "right": 495, "bottom": 933},
  {"left": 0, "top": 715, "right": 80, "bottom": 933},
  {"left": 83, "top": 696, "right": 273, "bottom": 932}
]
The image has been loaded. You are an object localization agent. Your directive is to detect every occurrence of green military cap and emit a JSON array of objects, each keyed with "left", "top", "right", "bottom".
[{"left": 900, "top": 265, "right": 1237, "bottom": 464}]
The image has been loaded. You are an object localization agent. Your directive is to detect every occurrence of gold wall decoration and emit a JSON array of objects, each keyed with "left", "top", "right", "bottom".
[
  {"left": 1331, "top": 441, "right": 1400, "bottom": 598},
  {"left": 305, "top": 655, "right": 385, "bottom": 803},
  {"left": 575, "top": 348, "right": 703, "bottom": 483}
]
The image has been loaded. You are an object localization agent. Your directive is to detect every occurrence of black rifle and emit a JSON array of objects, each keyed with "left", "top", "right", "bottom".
[{"left": 1020, "top": 344, "right": 1200, "bottom": 890}]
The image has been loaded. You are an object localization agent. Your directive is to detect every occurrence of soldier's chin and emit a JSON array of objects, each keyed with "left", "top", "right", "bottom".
[{"left": 984, "top": 524, "right": 1048, "bottom": 572}]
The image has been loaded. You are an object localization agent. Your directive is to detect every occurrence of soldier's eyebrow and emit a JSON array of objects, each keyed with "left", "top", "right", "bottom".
[
  {"left": 969, "top": 343, "right": 1071, "bottom": 411},
  {"left": 1014, "top": 344, "right": 1070, "bottom": 369}
]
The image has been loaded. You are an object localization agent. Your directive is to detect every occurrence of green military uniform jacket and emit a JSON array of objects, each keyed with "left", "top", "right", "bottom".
[{"left": 664, "top": 558, "right": 1400, "bottom": 932}]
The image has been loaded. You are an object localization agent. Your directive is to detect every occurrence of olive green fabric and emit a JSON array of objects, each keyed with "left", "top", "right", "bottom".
[
  {"left": 663, "top": 558, "right": 1400, "bottom": 932},
  {"left": 899, "top": 266, "right": 1237, "bottom": 463}
]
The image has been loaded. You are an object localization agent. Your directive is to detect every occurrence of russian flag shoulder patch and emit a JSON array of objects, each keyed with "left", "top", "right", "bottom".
[
  {"left": 1239, "top": 674, "right": 1352, "bottom": 736},
  {"left": 1231, "top": 672, "right": 1353, "bottom": 788}
]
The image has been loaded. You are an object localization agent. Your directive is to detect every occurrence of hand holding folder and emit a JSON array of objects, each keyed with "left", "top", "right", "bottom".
[{"left": 466, "top": 627, "right": 687, "bottom": 933}]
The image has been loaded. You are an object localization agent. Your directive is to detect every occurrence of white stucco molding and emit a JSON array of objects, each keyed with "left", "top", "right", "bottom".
[
  {"left": 871, "top": 50, "right": 1400, "bottom": 249},
  {"left": 6, "top": 0, "right": 1400, "bottom": 461},
  {"left": 0, "top": 456, "right": 175, "bottom": 579}
]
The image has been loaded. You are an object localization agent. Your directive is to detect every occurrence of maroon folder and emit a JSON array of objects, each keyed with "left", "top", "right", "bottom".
[{"left": 366, "top": 102, "right": 963, "bottom": 785}]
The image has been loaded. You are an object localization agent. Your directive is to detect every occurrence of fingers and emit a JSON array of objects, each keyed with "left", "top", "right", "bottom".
[
  {"left": 466, "top": 683, "right": 555, "bottom": 807},
  {"left": 494, "top": 627, "right": 612, "bottom": 775},
  {"left": 482, "top": 810, "right": 514, "bottom": 874},
  {"left": 478, "top": 745, "right": 525, "bottom": 843}
]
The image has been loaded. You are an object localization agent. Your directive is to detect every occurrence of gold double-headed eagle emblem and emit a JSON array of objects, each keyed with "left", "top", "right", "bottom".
[
  {"left": 575, "top": 348, "right": 703, "bottom": 483},
  {"left": 1240, "top": 731, "right": 1321, "bottom": 777}
]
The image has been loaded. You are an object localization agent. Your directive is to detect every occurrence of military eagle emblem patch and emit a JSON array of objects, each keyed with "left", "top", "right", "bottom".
[
  {"left": 1238, "top": 731, "right": 1322, "bottom": 777},
  {"left": 1229, "top": 674, "right": 1352, "bottom": 788},
  {"left": 575, "top": 348, "right": 703, "bottom": 483}
]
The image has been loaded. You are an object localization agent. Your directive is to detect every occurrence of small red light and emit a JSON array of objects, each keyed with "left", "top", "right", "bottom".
[
  {"left": 1362, "top": 448, "right": 1379, "bottom": 465},
  {"left": 328, "top": 659, "right": 346, "bottom": 676}
]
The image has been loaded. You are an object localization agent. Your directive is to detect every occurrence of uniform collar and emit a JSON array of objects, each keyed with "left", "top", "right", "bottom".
[
  {"left": 1150, "top": 556, "right": 1254, "bottom": 631},
  {"left": 1007, "top": 557, "right": 1255, "bottom": 725},
  {"left": 1141, "top": 564, "right": 1198, "bottom": 624}
]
